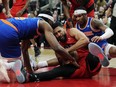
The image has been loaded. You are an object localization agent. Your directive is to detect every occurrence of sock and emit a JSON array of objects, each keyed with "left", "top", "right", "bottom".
[
  {"left": 37, "top": 61, "right": 48, "bottom": 68},
  {"left": 4, "top": 62, "right": 15, "bottom": 70}
]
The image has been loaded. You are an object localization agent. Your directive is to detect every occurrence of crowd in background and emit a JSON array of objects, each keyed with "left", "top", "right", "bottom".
[{"left": 0, "top": 0, "right": 115, "bottom": 48}]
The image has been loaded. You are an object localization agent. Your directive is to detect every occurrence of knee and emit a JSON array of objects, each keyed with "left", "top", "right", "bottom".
[{"left": 109, "top": 46, "right": 116, "bottom": 57}]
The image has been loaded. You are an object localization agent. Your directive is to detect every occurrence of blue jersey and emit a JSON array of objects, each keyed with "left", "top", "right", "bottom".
[
  {"left": 75, "top": 17, "right": 108, "bottom": 50},
  {"left": 0, "top": 17, "right": 42, "bottom": 58},
  {"left": 7, "top": 17, "right": 42, "bottom": 39}
]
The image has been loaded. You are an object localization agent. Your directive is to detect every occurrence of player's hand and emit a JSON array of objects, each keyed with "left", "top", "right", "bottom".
[
  {"left": 5, "top": 12, "right": 13, "bottom": 18},
  {"left": 65, "top": 60, "right": 80, "bottom": 68},
  {"left": 71, "top": 61, "right": 80, "bottom": 67},
  {"left": 65, "top": 48, "right": 69, "bottom": 52},
  {"left": 91, "top": 36, "right": 102, "bottom": 42},
  {"left": 16, "top": 11, "right": 23, "bottom": 17}
]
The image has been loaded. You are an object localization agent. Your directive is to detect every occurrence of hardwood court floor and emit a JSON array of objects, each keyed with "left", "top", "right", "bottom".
[{"left": 0, "top": 47, "right": 116, "bottom": 87}]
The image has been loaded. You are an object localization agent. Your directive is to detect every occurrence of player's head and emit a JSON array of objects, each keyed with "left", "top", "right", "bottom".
[
  {"left": 38, "top": 10, "right": 54, "bottom": 26},
  {"left": 52, "top": 22, "right": 67, "bottom": 42},
  {"left": 73, "top": 8, "right": 87, "bottom": 24}
]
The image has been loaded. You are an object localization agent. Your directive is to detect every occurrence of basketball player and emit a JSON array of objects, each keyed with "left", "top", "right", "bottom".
[
  {"left": 10, "top": 0, "right": 41, "bottom": 57},
  {"left": 0, "top": 14, "right": 78, "bottom": 83},
  {"left": 61, "top": 0, "right": 95, "bottom": 28},
  {"left": 74, "top": 8, "right": 116, "bottom": 66},
  {"left": 14, "top": 22, "right": 101, "bottom": 83}
]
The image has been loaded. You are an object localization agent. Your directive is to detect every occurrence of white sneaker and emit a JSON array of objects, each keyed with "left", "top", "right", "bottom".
[
  {"left": 12, "top": 60, "right": 26, "bottom": 83},
  {"left": 88, "top": 42, "right": 109, "bottom": 67},
  {"left": 0, "top": 59, "right": 10, "bottom": 83}
]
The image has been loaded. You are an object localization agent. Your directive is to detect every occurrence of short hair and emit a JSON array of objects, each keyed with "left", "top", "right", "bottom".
[
  {"left": 52, "top": 21, "right": 62, "bottom": 30},
  {"left": 75, "top": 6, "right": 86, "bottom": 11}
]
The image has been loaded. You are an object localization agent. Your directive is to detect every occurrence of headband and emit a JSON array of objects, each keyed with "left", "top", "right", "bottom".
[
  {"left": 74, "top": 9, "right": 87, "bottom": 15},
  {"left": 38, "top": 14, "right": 54, "bottom": 23}
]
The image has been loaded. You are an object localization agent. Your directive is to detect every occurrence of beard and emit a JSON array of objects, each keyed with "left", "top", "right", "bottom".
[{"left": 57, "top": 34, "right": 67, "bottom": 43}]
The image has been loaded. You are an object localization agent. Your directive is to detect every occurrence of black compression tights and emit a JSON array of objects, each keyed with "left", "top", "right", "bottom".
[{"left": 29, "top": 64, "right": 77, "bottom": 82}]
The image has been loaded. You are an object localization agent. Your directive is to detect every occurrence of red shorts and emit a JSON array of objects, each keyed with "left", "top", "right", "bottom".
[
  {"left": 10, "top": 6, "right": 28, "bottom": 17},
  {"left": 70, "top": 48, "right": 101, "bottom": 78}
]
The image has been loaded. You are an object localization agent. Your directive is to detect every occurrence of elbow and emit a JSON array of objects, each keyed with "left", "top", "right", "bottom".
[
  {"left": 109, "top": 28, "right": 114, "bottom": 37},
  {"left": 111, "top": 30, "right": 114, "bottom": 36},
  {"left": 86, "top": 38, "right": 90, "bottom": 44},
  {"left": 81, "top": 38, "right": 90, "bottom": 48},
  {"left": 83, "top": 38, "right": 90, "bottom": 45}
]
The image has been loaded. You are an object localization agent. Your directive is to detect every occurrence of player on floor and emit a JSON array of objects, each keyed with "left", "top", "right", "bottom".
[
  {"left": 74, "top": 8, "right": 116, "bottom": 66},
  {"left": 14, "top": 22, "right": 102, "bottom": 83},
  {"left": 0, "top": 15, "right": 78, "bottom": 83}
]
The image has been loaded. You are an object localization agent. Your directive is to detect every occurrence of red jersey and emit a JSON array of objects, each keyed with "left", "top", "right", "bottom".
[
  {"left": 60, "top": 29, "right": 77, "bottom": 47},
  {"left": 10, "top": 0, "right": 28, "bottom": 17},
  {"left": 68, "top": 0, "right": 95, "bottom": 17},
  {"left": 59, "top": 29, "right": 101, "bottom": 78},
  {"left": 60, "top": 29, "right": 88, "bottom": 58}
]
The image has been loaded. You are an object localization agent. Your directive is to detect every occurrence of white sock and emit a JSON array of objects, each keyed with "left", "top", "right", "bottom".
[
  {"left": 4, "top": 62, "right": 15, "bottom": 70},
  {"left": 37, "top": 61, "right": 48, "bottom": 68}
]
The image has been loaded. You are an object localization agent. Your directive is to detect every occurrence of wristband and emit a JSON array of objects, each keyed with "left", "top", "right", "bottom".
[{"left": 100, "top": 27, "right": 114, "bottom": 40}]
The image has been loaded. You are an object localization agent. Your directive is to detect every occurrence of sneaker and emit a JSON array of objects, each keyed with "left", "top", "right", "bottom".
[
  {"left": 0, "top": 59, "right": 10, "bottom": 83},
  {"left": 12, "top": 60, "right": 26, "bottom": 83},
  {"left": 34, "top": 46, "right": 41, "bottom": 57},
  {"left": 88, "top": 42, "right": 109, "bottom": 67}
]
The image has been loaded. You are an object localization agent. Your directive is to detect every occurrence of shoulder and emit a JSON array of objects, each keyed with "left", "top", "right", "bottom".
[
  {"left": 91, "top": 18, "right": 103, "bottom": 25},
  {"left": 91, "top": 18, "right": 104, "bottom": 28},
  {"left": 69, "top": 28, "right": 80, "bottom": 35},
  {"left": 39, "top": 19, "right": 48, "bottom": 26}
]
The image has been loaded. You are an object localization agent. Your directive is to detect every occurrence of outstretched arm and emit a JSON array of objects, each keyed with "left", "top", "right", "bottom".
[
  {"left": 61, "top": 0, "right": 70, "bottom": 19},
  {"left": 21, "top": 40, "right": 33, "bottom": 73},
  {"left": 91, "top": 18, "right": 114, "bottom": 42},
  {"left": 61, "top": 0, "right": 73, "bottom": 28},
  {"left": 66, "top": 28, "right": 89, "bottom": 52}
]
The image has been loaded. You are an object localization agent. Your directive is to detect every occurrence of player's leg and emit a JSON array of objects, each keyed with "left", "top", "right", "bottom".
[
  {"left": 105, "top": 44, "right": 116, "bottom": 58},
  {"left": 15, "top": 62, "right": 77, "bottom": 83},
  {"left": 0, "top": 58, "right": 10, "bottom": 83}
]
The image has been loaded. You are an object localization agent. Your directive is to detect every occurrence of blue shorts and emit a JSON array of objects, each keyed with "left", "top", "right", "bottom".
[{"left": 0, "top": 20, "right": 21, "bottom": 58}]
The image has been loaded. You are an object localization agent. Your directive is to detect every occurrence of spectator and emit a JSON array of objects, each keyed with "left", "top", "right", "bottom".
[{"left": 61, "top": 0, "right": 95, "bottom": 28}]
